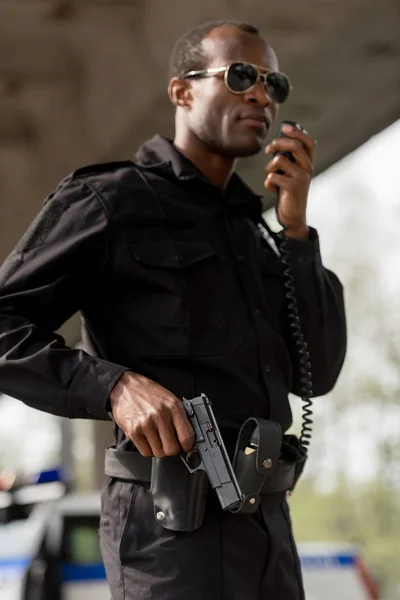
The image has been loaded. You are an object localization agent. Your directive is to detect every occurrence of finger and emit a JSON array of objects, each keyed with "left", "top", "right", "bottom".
[
  {"left": 144, "top": 426, "right": 166, "bottom": 458},
  {"left": 266, "top": 154, "right": 302, "bottom": 178},
  {"left": 280, "top": 124, "right": 316, "bottom": 161},
  {"left": 157, "top": 419, "right": 181, "bottom": 456},
  {"left": 131, "top": 432, "right": 154, "bottom": 457},
  {"left": 132, "top": 421, "right": 165, "bottom": 458},
  {"left": 266, "top": 139, "right": 314, "bottom": 174},
  {"left": 171, "top": 404, "right": 195, "bottom": 453},
  {"left": 264, "top": 172, "right": 287, "bottom": 193}
]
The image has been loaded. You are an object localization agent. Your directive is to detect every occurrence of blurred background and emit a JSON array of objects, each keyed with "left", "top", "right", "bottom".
[{"left": 0, "top": 0, "right": 399, "bottom": 599}]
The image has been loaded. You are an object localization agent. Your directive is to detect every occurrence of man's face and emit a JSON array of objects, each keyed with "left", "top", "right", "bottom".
[{"left": 184, "top": 27, "right": 280, "bottom": 158}]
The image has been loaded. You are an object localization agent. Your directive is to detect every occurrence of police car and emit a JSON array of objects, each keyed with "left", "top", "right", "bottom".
[
  {"left": 0, "top": 469, "right": 66, "bottom": 600},
  {"left": 0, "top": 468, "right": 105, "bottom": 600},
  {"left": 47, "top": 492, "right": 106, "bottom": 600},
  {"left": 298, "top": 542, "right": 379, "bottom": 600},
  {"left": 0, "top": 470, "right": 379, "bottom": 600}
]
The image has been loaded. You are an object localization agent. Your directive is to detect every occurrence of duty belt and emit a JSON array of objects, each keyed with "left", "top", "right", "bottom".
[{"left": 104, "top": 443, "right": 305, "bottom": 495}]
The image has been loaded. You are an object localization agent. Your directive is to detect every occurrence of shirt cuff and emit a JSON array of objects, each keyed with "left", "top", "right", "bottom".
[
  {"left": 67, "top": 354, "right": 129, "bottom": 420},
  {"left": 278, "top": 227, "right": 321, "bottom": 267}
]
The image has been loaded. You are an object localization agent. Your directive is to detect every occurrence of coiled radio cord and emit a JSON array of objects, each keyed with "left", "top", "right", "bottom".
[{"left": 257, "top": 219, "right": 314, "bottom": 451}]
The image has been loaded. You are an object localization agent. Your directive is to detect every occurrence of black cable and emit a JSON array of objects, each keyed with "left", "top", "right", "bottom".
[
  {"left": 278, "top": 233, "right": 313, "bottom": 449},
  {"left": 256, "top": 218, "right": 313, "bottom": 451}
]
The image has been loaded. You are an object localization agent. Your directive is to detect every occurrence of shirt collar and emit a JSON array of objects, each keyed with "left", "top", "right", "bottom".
[{"left": 135, "top": 134, "right": 263, "bottom": 210}]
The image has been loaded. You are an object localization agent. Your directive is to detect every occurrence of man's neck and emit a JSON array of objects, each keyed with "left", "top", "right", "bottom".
[{"left": 173, "top": 132, "right": 236, "bottom": 189}]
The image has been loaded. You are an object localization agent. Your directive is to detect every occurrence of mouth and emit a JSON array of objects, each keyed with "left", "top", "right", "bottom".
[{"left": 238, "top": 114, "right": 270, "bottom": 130}]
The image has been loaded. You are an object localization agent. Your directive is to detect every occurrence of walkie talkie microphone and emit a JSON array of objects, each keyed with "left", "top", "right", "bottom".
[
  {"left": 274, "top": 120, "right": 307, "bottom": 222},
  {"left": 275, "top": 120, "right": 297, "bottom": 168}
]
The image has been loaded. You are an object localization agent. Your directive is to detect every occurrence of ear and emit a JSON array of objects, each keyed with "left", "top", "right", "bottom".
[{"left": 168, "top": 77, "right": 193, "bottom": 109}]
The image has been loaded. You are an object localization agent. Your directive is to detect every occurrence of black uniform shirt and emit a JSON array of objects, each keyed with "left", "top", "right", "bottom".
[{"left": 0, "top": 135, "right": 346, "bottom": 449}]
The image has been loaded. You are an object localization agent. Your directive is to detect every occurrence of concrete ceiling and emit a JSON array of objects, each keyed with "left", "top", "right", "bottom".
[{"left": 0, "top": 0, "right": 399, "bottom": 345}]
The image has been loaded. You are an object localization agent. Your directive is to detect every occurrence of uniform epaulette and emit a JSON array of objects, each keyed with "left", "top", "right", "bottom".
[{"left": 72, "top": 160, "right": 134, "bottom": 180}]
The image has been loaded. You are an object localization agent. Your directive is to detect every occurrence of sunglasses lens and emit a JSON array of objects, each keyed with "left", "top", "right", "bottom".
[
  {"left": 226, "top": 62, "right": 258, "bottom": 92},
  {"left": 266, "top": 72, "right": 290, "bottom": 103}
]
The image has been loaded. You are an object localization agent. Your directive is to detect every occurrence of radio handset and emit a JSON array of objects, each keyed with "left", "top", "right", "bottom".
[
  {"left": 274, "top": 119, "right": 298, "bottom": 224},
  {"left": 275, "top": 119, "right": 298, "bottom": 165}
]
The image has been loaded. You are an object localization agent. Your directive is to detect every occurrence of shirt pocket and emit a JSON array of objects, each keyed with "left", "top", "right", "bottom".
[{"left": 130, "top": 240, "right": 222, "bottom": 328}]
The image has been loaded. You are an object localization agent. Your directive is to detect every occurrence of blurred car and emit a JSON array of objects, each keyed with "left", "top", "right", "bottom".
[
  {"left": 0, "top": 469, "right": 66, "bottom": 600},
  {"left": 298, "top": 542, "right": 379, "bottom": 600}
]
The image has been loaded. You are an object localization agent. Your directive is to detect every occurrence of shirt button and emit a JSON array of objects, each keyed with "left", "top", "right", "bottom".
[
  {"left": 254, "top": 308, "right": 261, "bottom": 316},
  {"left": 264, "top": 364, "right": 270, "bottom": 373},
  {"left": 236, "top": 255, "right": 244, "bottom": 262},
  {"left": 174, "top": 255, "right": 183, "bottom": 263}
]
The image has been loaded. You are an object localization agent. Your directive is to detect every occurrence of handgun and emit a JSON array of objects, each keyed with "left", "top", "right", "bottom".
[{"left": 181, "top": 394, "right": 256, "bottom": 513}]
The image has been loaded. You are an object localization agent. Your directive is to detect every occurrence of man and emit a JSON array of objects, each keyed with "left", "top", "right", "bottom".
[{"left": 0, "top": 19, "right": 346, "bottom": 600}]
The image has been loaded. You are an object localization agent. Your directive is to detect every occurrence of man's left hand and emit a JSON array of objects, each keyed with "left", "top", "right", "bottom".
[{"left": 264, "top": 124, "right": 316, "bottom": 241}]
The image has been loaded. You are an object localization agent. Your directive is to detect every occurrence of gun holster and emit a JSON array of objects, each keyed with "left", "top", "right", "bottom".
[
  {"left": 150, "top": 455, "right": 209, "bottom": 532},
  {"left": 148, "top": 420, "right": 302, "bottom": 531},
  {"left": 232, "top": 418, "right": 282, "bottom": 513},
  {"left": 281, "top": 433, "right": 308, "bottom": 489}
]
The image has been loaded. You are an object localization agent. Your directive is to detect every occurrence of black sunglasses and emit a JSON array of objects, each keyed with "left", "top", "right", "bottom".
[{"left": 181, "top": 61, "right": 291, "bottom": 104}]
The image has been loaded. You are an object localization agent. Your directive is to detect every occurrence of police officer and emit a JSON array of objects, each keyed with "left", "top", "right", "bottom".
[{"left": 0, "top": 20, "right": 346, "bottom": 600}]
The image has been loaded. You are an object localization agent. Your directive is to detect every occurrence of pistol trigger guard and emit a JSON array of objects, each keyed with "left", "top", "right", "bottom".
[
  {"left": 179, "top": 453, "right": 193, "bottom": 473},
  {"left": 180, "top": 450, "right": 202, "bottom": 474}
]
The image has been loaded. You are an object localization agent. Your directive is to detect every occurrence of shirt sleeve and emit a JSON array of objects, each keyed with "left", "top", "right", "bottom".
[
  {"left": 0, "top": 177, "right": 128, "bottom": 420},
  {"left": 278, "top": 227, "right": 347, "bottom": 397}
]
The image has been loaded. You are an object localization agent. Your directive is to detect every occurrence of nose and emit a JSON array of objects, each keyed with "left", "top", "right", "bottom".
[{"left": 245, "top": 80, "right": 273, "bottom": 108}]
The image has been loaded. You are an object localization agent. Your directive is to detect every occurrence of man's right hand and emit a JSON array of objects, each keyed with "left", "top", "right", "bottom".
[{"left": 109, "top": 371, "right": 195, "bottom": 459}]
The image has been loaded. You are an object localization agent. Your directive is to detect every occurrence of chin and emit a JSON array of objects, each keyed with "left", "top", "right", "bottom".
[{"left": 227, "top": 136, "right": 265, "bottom": 158}]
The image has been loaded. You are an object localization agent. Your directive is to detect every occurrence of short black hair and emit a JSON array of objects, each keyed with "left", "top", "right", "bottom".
[{"left": 168, "top": 20, "right": 259, "bottom": 80}]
